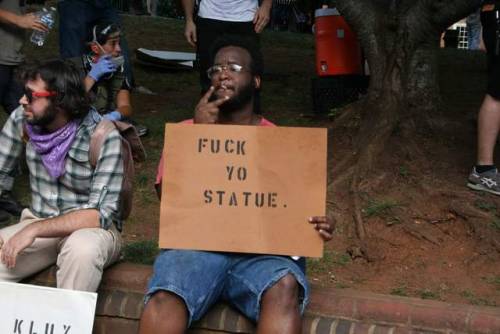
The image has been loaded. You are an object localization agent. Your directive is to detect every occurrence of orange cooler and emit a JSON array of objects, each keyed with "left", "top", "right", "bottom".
[{"left": 314, "top": 8, "right": 362, "bottom": 76}]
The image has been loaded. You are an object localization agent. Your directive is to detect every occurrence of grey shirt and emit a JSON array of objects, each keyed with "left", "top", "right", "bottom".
[{"left": 0, "top": 0, "right": 25, "bottom": 65}]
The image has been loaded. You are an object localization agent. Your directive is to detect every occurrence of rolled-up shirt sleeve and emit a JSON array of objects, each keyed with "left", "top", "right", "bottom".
[{"left": 84, "top": 129, "right": 123, "bottom": 230}]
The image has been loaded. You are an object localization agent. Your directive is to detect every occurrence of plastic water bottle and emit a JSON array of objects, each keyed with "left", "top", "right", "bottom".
[{"left": 30, "top": 7, "right": 56, "bottom": 47}]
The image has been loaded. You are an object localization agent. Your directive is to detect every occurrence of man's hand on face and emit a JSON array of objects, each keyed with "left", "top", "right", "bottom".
[
  {"left": 184, "top": 20, "right": 197, "bottom": 47},
  {"left": 309, "top": 216, "right": 335, "bottom": 241},
  {"left": 0, "top": 227, "right": 36, "bottom": 269},
  {"left": 253, "top": 3, "right": 271, "bottom": 33},
  {"left": 194, "top": 86, "right": 229, "bottom": 124}
]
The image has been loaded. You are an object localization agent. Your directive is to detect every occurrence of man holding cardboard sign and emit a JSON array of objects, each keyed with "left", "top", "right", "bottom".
[
  {"left": 139, "top": 37, "right": 334, "bottom": 334},
  {"left": 0, "top": 60, "right": 123, "bottom": 292}
]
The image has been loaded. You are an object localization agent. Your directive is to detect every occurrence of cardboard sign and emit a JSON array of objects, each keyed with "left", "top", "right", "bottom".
[
  {"left": 159, "top": 123, "right": 327, "bottom": 257},
  {"left": 0, "top": 282, "right": 97, "bottom": 334}
]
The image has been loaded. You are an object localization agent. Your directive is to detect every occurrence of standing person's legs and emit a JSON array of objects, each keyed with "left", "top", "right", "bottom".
[
  {"left": 196, "top": 18, "right": 225, "bottom": 94},
  {"left": 56, "top": 224, "right": 122, "bottom": 292},
  {"left": 0, "top": 209, "right": 60, "bottom": 282},
  {"left": 476, "top": 9, "right": 500, "bottom": 164},
  {"left": 2, "top": 74, "right": 23, "bottom": 113},
  {"left": 0, "top": 65, "right": 11, "bottom": 113},
  {"left": 139, "top": 250, "right": 231, "bottom": 333},
  {"left": 58, "top": 0, "right": 92, "bottom": 58},
  {"left": 225, "top": 255, "right": 309, "bottom": 334},
  {"left": 477, "top": 94, "right": 500, "bottom": 165},
  {"left": 0, "top": 64, "right": 23, "bottom": 114},
  {"left": 468, "top": 8, "right": 500, "bottom": 194}
]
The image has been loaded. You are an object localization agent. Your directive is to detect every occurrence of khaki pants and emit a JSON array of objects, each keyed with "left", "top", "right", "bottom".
[{"left": 0, "top": 209, "right": 122, "bottom": 292}]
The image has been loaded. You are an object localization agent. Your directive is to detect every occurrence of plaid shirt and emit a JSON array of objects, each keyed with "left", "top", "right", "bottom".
[{"left": 0, "top": 107, "right": 124, "bottom": 231}]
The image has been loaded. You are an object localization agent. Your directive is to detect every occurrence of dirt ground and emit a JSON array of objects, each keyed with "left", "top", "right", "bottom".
[
  {"left": 10, "top": 15, "right": 500, "bottom": 307},
  {"left": 122, "top": 18, "right": 500, "bottom": 307}
]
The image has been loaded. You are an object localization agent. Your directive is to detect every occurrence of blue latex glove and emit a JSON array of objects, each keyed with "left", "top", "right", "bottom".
[
  {"left": 103, "top": 110, "right": 123, "bottom": 121},
  {"left": 89, "top": 55, "right": 116, "bottom": 81}
]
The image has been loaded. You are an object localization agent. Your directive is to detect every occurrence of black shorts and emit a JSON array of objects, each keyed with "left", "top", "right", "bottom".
[
  {"left": 481, "top": 4, "right": 500, "bottom": 99},
  {"left": 0, "top": 64, "right": 23, "bottom": 114}
]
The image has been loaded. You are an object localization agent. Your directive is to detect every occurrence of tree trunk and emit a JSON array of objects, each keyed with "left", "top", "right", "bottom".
[{"left": 330, "top": 0, "right": 482, "bottom": 240}]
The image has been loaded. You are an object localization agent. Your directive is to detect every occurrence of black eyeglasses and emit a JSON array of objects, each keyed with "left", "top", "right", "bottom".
[
  {"left": 23, "top": 88, "right": 57, "bottom": 103},
  {"left": 207, "top": 63, "right": 249, "bottom": 79}
]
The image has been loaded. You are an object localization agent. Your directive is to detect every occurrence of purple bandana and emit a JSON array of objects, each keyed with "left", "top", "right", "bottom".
[{"left": 26, "top": 121, "right": 79, "bottom": 179}]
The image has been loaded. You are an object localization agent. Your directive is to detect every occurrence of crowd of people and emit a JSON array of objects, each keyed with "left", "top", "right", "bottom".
[
  {"left": 0, "top": 0, "right": 498, "bottom": 332},
  {"left": 0, "top": 0, "right": 335, "bottom": 333}
]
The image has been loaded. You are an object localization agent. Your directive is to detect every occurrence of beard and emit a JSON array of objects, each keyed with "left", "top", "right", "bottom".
[
  {"left": 27, "top": 103, "right": 58, "bottom": 128},
  {"left": 218, "top": 81, "right": 255, "bottom": 116}
]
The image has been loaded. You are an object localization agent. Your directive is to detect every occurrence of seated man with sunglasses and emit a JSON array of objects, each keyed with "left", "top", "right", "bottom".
[
  {"left": 0, "top": 60, "right": 123, "bottom": 292},
  {"left": 71, "top": 22, "right": 148, "bottom": 136},
  {"left": 138, "top": 37, "right": 334, "bottom": 334}
]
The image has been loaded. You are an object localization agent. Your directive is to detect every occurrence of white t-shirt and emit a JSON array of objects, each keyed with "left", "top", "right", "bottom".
[{"left": 198, "top": 0, "right": 258, "bottom": 22}]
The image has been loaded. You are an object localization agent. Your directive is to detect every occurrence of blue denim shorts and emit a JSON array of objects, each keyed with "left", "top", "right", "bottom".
[{"left": 145, "top": 250, "right": 309, "bottom": 326}]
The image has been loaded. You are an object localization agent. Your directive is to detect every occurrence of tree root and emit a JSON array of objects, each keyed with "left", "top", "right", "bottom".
[
  {"left": 350, "top": 172, "right": 366, "bottom": 240},
  {"left": 329, "top": 167, "right": 354, "bottom": 191},
  {"left": 402, "top": 224, "right": 440, "bottom": 245},
  {"left": 448, "top": 200, "right": 500, "bottom": 253},
  {"left": 331, "top": 100, "right": 364, "bottom": 129}
]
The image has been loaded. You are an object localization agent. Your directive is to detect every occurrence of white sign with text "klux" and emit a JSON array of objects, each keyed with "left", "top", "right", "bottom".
[{"left": 0, "top": 282, "right": 97, "bottom": 334}]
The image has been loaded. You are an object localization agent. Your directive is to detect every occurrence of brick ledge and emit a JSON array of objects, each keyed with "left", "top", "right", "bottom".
[{"left": 26, "top": 262, "right": 500, "bottom": 334}]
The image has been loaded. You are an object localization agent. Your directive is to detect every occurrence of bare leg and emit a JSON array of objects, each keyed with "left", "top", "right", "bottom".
[
  {"left": 477, "top": 94, "right": 500, "bottom": 165},
  {"left": 256, "top": 274, "right": 301, "bottom": 334},
  {"left": 138, "top": 291, "right": 188, "bottom": 334}
]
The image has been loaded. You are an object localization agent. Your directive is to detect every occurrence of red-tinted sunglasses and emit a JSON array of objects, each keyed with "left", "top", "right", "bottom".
[{"left": 23, "top": 88, "right": 57, "bottom": 103}]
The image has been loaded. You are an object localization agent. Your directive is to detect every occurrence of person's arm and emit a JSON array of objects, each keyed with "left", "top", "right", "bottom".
[
  {"left": 0, "top": 129, "right": 124, "bottom": 268},
  {"left": 103, "top": 88, "right": 132, "bottom": 121},
  {"left": 0, "top": 209, "right": 100, "bottom": 268},
  {"left": 115, "top": 89, "right": 132, "bottom": 118},
  {"left": 253, "top": 0, "right": 272, "bottom": 33},
  {"left": 181, "top": 0, "right": 197, "bottom": 47},
  {"left": 84, "top": 75, "right": 97, "bottom": 92},
  {"left": 0, "top": 9, "right": 48, "bottom": 31},
  {"left": 479, "top": 27, "right": 486, "bottom": 52},
  {"left": 20, "top": 209, "right": 99, "bottom": 239}
]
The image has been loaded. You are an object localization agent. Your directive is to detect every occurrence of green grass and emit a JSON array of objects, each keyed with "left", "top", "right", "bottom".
[
  {"left": 398, "top": 166, "right": 409, "bottom": 177},
  {"left": 122, "top": 240, "right": 159, "bottom": 265},
  {"left": 418, "top": 288, "right": 440, "bottom": 300},
  {"left": 474, "top": 200, "right": 497, "bottom": 212},
  {"left": 490, "top": 219, "right": 500, "bottom": 231},
  {"left": 482, "top": 276, "right": 500, "bottom": 290},
  {"left": 390, "top": 285, "right": 408, "bottom": 297},
  {"left": 460, "top": 290, "right": 497, "bottom": 307},
  {"left": 307, "top": 250, "right": 352, "bottom": 275},
  {"left": 363, "top": 200, "right": 401, "bottom": 218}
]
